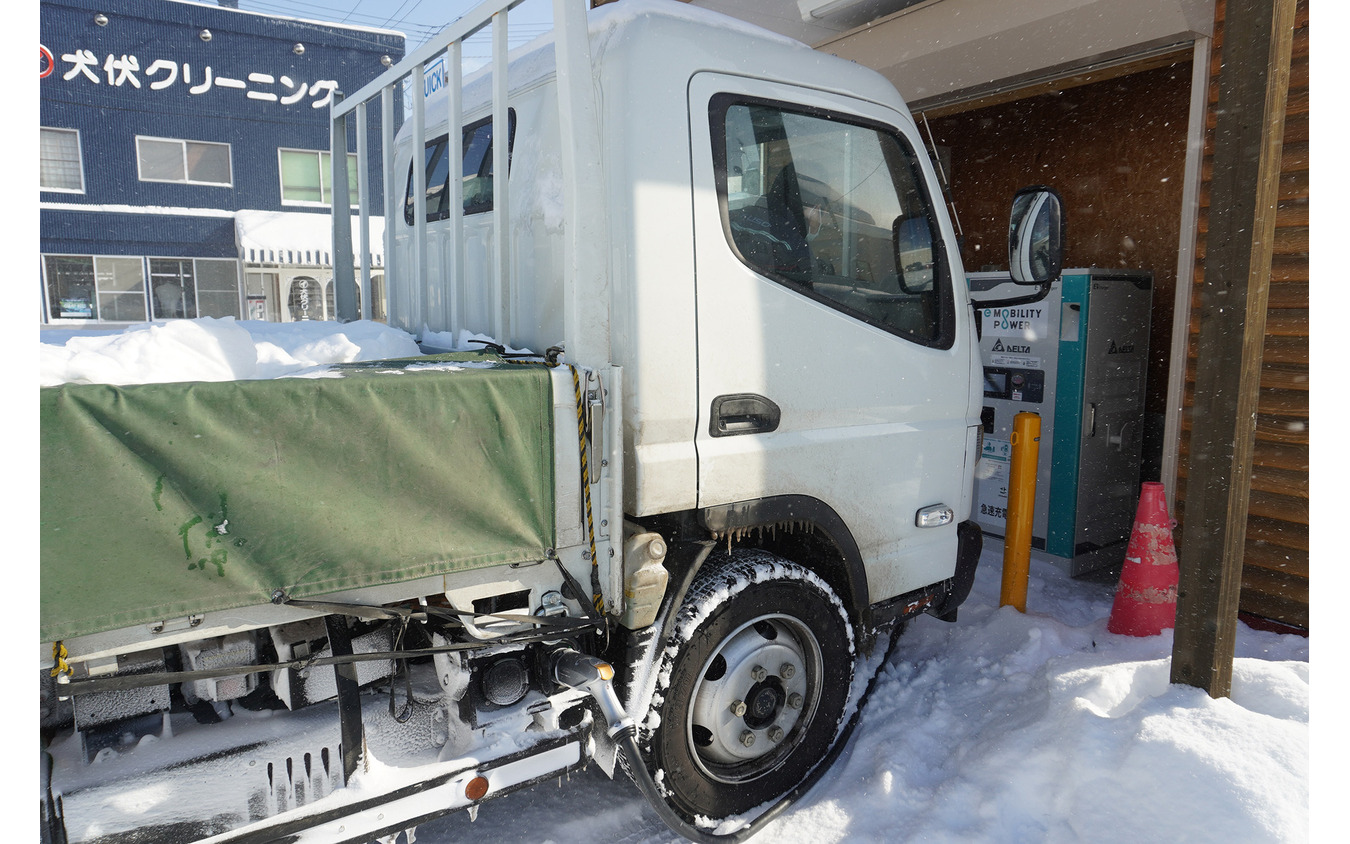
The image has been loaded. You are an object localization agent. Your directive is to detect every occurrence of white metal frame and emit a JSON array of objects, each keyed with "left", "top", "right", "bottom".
[
  {"left": 1160, "top": 35, "right": 1215, "bottom": 511},
  {"left": 329, "top": 0, "right": 609, "bottom": 366}
]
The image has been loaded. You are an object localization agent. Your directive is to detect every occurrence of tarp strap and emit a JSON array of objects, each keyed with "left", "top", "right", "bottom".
[
  {"left": 569, "top": 365, "right": 604, "bottom": 614},
  {"left": 388, "top": 616, "right": 415, "bottom": 724}
]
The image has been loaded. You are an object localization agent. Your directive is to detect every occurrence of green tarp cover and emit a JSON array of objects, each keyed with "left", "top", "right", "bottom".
[{"left": 40, "top": 353, "right": 556, "bottom": 643}]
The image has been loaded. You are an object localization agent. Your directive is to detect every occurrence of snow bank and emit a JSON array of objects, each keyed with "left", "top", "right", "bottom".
[
  {"left": 39, "top": 318, "right": 423, "bottom": 386},
  {"left": 786, "top": 560, "right": 1310, "bottom": 844}
]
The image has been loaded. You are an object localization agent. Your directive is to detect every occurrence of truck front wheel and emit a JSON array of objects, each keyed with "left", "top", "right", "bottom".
[{"left": 642, "top": 550, "right": 856, "bottom": 822}]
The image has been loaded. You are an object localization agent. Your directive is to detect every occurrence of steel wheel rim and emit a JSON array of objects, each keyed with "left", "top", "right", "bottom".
[{"left": 686, "top": 613, "right": 824, "bottom": 783}]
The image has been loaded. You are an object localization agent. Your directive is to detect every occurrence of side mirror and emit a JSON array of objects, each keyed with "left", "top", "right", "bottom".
[
  {"left": 892, "top": 215, "right": 936, "bottom": 294},
  {"left": 1008, "top": 186, "right": 1063, "bottom": 284}
]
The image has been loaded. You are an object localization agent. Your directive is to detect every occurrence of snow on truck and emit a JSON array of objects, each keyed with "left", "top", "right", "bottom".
[{"left": 40, "top": 0, "right": 1064, "bottom": 841}]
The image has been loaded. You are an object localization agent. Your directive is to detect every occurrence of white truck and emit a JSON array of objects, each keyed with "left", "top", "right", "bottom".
[{"left": 39, "top": 1, "right": 1063, "bottom": 841}]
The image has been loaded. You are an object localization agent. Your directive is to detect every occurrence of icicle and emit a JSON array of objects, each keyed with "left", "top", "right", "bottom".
[{"left": 468, "top": 804, "right": 479, "bottom": 823}]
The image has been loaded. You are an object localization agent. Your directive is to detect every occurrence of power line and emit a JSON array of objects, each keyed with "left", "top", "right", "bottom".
[
  {"left": 233, "top": 0, "right": 552, "bottom": 53},
  {"left": 379, "top": 0, "right": 431, "bottom": 30},
  {"left": 339, "top": 0, "right": 367, "bottom": 25}
]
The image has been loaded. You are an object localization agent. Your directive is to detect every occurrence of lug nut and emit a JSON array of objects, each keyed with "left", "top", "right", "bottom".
[
  {"left": 780, "top": 662, "right": 796, "bottom": 680},
  {"left": 787, "top": 692, "right": 804, "bottom": 709},
  {"left": 768, "top": 726, "right": 785, "bottom": 743},
  {"left": 751, "top": 665, "right": 767, "bottom": 682},
  {"left": 740, "top": 730, "right": 756, "bottom": 747},
  {"left": 729, "top": 699, "right": 747, "bottom": 717}
]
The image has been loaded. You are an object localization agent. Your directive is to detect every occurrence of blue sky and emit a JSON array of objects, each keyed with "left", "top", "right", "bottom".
[{"left": 231, "top": 0, "right": 555, "bottom": 57}]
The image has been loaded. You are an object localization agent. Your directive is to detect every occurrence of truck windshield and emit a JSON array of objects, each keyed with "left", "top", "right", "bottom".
[{"left": 715, "top": 97, "right": 952, "bottom": 347}]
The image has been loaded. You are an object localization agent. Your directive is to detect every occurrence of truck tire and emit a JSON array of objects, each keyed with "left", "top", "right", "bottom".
[{"left": 641, "top": 550, "right": 855, "bottom": 822}]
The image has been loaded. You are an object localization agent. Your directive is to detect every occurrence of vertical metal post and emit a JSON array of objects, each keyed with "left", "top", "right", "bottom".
[
  {"left": 411, "top": 62, "right": 428, "bottom": 334},
  {"left": 356, "top": 101, "right": 372, "bottom": 321},
  {"left": 448, "top": 40, "right": 464, "bottom": 336},
  {"left": 553, "top": 0, "right": 610, "bottom": 367},
  {"left": 331, "top": 92, "right": 357, "bottom": 322},
  {"left": 1001, "top": 412, "right": 1041, "bottom": 612},
  {"left": 381, "top": 84, "right": 396, "bottom": 325},
  {"left": 492, "top": 10, "right": 511, "bottom": 344}
]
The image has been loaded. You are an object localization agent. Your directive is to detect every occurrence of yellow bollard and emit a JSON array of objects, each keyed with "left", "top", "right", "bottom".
[{"left": 1000, "top": 412, "right": 1041, "bottom": 612}]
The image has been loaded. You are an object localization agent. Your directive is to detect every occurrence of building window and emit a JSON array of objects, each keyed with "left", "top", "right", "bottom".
[
  {"left": 41, "top": 128, "right": 84, "bottom": 193},
  {"left": 279, "top": 149, "right": 359, "bottom": 205},
  {"left": 136, "top": 136, "right": 233, "bottom": 186},
  {"left": 196, "top": 260, "right": 243, "bottom": 319},
  {"left": 150, "top": 258, "right": 241, "bottom": 320},
  {"left": 44, "top": 255, "right": 147, "bottom": 322}
]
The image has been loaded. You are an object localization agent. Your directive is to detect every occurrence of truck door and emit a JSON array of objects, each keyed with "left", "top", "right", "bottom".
[{"left": 689, "top": 73, "right": 975, "bottom": 600}]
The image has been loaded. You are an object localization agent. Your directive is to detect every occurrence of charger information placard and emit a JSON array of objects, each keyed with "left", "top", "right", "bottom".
[
  {"left": 977, "top": 436, "right": 1012, "bottom": 523},
  {"left": 980, "top": 305, "right": 1049, "bottom": 339}
]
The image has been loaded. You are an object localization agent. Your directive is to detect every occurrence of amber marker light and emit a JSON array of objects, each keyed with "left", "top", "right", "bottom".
[{"left": 465, "top": 776, "right": 490, "bottom": 801}]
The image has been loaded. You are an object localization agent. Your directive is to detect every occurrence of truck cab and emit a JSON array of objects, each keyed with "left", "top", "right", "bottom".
[
  {"left": 387, "top": 0, "right": 983, "bottom": 630},
  {"left": 372, "top": 0, "right": 986, "bottom": 824}
]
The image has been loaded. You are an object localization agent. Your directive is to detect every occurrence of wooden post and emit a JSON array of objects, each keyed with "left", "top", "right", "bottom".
[{"left": 1170, "top": 0, "right": 1296, "bottom": 697}]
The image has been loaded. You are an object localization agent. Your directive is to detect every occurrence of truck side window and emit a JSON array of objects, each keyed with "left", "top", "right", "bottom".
[
  {"left": 714, "top": 96, "right": 954, "bottom": 348},
  {"left": 404, "top": 109, "right": 516, "bottom": 225}
]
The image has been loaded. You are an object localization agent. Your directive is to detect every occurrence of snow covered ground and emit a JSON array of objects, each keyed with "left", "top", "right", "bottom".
[
  {"left": 410, "top": 544, "right": 1310, "bottom": 844},
  {"left": 35, "top": 318, "right": 1316, "bottom": 842}
]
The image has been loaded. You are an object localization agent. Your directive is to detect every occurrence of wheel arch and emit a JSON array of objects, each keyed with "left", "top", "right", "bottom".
[
  {"left": 614, "top": 497, "right": 868, "bottom": 724},
  {"left": 696, "top": 495, "right": 871, "bottom": 637},
  {"left": 617, "top": 502, "right": 976, "bottom": 728}
]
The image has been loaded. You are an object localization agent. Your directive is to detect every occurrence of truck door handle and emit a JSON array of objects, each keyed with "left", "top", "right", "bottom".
[{"left": 709, "top": 394, "right": 781, "bottom": 437}]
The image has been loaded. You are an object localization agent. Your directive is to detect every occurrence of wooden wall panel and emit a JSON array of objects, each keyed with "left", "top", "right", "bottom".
[
  {"left": 927, "top": 61, "right": 1194, "bottom": 478},
  {"left": 1177, "top": 0, "right": 1310, "bottom": 630}
]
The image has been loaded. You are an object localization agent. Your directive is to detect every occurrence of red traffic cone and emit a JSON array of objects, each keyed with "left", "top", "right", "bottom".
[{"left": 1107, "top": 482, "right": 1180, "bottom": 636}]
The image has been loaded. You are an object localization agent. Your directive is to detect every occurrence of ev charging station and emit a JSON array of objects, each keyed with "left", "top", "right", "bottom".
[{"left": 968, "top": 269, "right": 1153, "bottom": 576}]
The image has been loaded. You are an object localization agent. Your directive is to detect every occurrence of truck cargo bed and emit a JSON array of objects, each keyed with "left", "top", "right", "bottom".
[{"left": 41, "top": 352, "right": 557, "bottom": 644}]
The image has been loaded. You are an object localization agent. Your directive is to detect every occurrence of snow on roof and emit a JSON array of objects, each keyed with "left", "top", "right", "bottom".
[
  {"left": 234, "top": 209, "right": 386, "bottom": 267},
  {"left": 164, "top": 0, "right": 406, "bottom": 39}
]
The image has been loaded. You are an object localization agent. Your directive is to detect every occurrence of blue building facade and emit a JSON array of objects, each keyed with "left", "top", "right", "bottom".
[{"left": 40, "top": 0, "right": 405, "bottom": 325}]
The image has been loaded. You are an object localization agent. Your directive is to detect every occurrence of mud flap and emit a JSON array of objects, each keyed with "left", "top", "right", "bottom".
[
  {"left": 928, "top": 520, "right": 982, "bottom": 622},
  {"left": 325, "top": 616, "right": 364, "bottom": 784}
]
